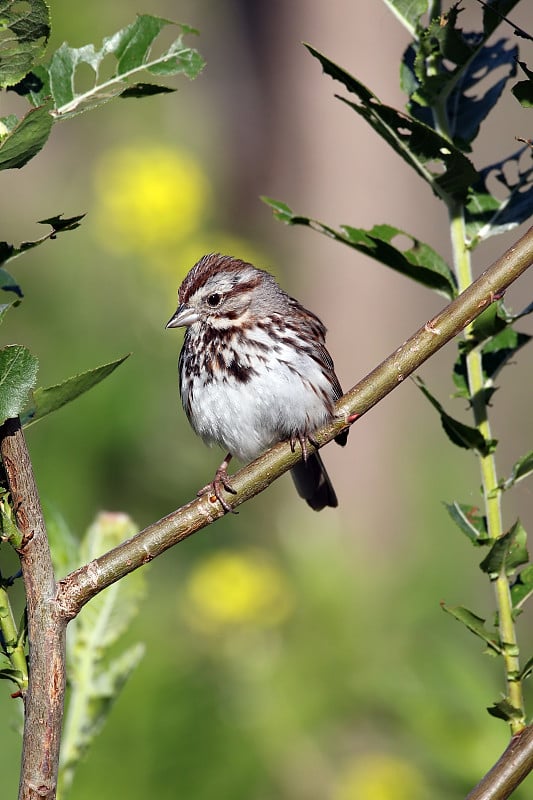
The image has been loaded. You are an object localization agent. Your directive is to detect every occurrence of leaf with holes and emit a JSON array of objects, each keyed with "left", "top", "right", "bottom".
[
  {"left": 28, "top": 15, "right": 205, "bottom": 119},
  {"left": 261, "top": 198, "right": 456, "bottom": 298},
  {"left": 0, "top": 0, "right": 50, "bottom": 88},
  {"left": 305, "top": 45, "right": 478, "bottom": 202}
]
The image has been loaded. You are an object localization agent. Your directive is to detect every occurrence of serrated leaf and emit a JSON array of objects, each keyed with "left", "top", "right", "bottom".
[
  {"left": 381, "top": 0, "right": 428, "bottom": 37},
  {"left": 20, "top": 354, "right": 129, "bottom": 427},
  {"left": 511, "top": 565, "right": 533, "bottom": 610},
  {"left": 0, "top": 345, "right": 38, "bottom": 425},
  {"left": 444, "top": 501, "right": 489, "bottom": 546},
  {"left": 304, "top": 45, "right": 478, "bottom": 202},
  {"left": 479, "top": 520, "right": 529, "bottom": 578},
  {"left": 465, "top": 147, "right": 533, "bottom": 246},
  {"left": 501, "top": 451, "right": 533, "bottom": 492},
  {"left": 0, "top": 0, "right": 50, "bottom": 88},
  {"left": 0, "top": 213, "right": 84, "bottom": 271},
  {"left": 415, "top": 377, "right": 495, "bottom": 455},
  {"left": 0, "top": 102, "right": 53, "bottom": 171},
  {"left": 261, "top": 198, "right": 456, "bottom": 298},
  {"left": 487, "top": 698, "right": 523, "bottom": 721},
  {"left": 36, "top": 15, "right": 205, "bottom": 119},
  {"left": 441, "top": 603, "right": 502, "bottom": 653}
]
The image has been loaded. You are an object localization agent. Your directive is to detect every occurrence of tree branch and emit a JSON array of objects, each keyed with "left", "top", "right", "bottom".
[
  {"left": 0, "top": 418, "right": 66, "bottom": 800},
  {"left": 57, "top": 225, "right": 533, "bottom": 617},
  {"left": 465, "top": 725, "right": 533, "bottom": 800}
]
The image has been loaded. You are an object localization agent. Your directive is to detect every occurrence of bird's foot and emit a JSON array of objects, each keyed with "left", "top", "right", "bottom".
[{"left": 197, "top": 454, "right": 238, "bottom": 514}]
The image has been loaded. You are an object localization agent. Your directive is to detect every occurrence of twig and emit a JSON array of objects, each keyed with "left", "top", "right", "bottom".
[{"left": 0, "top": 418, "right": 66, "bottom": 800}]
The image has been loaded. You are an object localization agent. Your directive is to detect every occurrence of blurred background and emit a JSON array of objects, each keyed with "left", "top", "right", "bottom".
[{"left": 1, "top": 1, "right": 533, "bottom": 797}]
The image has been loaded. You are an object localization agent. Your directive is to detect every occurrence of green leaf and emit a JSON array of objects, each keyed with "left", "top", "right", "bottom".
[
  {"left": 60, "top": 513, "right": 145, "bottom": 793},
  {"left": 0, "top": 345, "right": 38, "bottom": 425},
  {"left": 20, "top": 354, "right": 129, "bottom": 427},
  {"left": 415, "top": 377, "right": 495, "bottom": 455},
  {"left": 261, "top": 198, "right": 456, "bottom": 299},
  {"left": 0, "top": 102, "right": 53, "bottom": 171},
  {"left": 441, "top": 603, "right": 502, "bottom": 654},
  {"left": 119, "top": 82, "right": 175, "bottom": 99},
  {"left": 444, "top": 501, "right": 489, "bottom": 546},
  {"left": 487, "top": 699, "right": 523, "bottom": 722},
  {"left": 479, "top": 520, "right": 529, "bottom": 578},
  {"left": 500, "top": 451, "right": 533, "bottom": 492},
  {"left": 35, "top": 15, "right": 205, "bottom": 119},
  {"left": 0, "top": 213, "right": 84, "bottom": 270},
  {"left": 511, "top": 565, "right": 533, "bottom": 611},
  {"left": 520, "top": 654, "right": 533, "bottom": 680},
  {"left": 0, "top": 0, "right": 50, "bottom": 88},
  {"left": 481, "top": 327, "right": 531, "bottom": 382},
  {"left": 305, "top": 44, "right": 478, "bottom": 202},
  {"left": 381, "top": 0, "right": 428, "bottom": 36}
]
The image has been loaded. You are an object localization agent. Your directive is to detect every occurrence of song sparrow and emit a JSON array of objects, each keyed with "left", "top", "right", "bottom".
[{"left": 166, "top": 253, "right": 347, "bottom": 512}]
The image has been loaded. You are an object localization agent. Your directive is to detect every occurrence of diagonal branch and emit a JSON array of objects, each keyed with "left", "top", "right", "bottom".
[
  {"left": 57, "top": 224, "right": 533, "bottom": 618},
  {"left": 466, "top": 724, "right": 533, "bottom": 799}
]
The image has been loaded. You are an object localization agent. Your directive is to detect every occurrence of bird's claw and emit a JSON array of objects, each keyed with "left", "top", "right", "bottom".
[{"left": 198, "top": 464, "right": 238, "bottom": 514}]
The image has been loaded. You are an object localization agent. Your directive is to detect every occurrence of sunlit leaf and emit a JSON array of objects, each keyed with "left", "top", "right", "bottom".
[
  {"left": 262, "top": 197, "right": 456, "bottom": 298},
  {"left": 381, "top": 0, "right": 428, "bottom": 36},
  {"left": 21, "top": 354, "right": 129, "bottom": 427},
  {"left": 0, "top": 102, "right": 53, "bottom": 171},
  {"left": 304, "top": 45, "right": 477, "bottom": 201},
  {"left": 479, "top": 520, "right": 529, "bottom": 578},
  {"left": 415, "top": 377, "right": 495, "bottom": 455},
  {"left": 31, "top": 15, "right": 205, "bottom": 119},
  {"left": 0, "top": 0, "right": 50, "bottom": 88},
  {"left": 0, "top": 345, "right": 38, "bottom": 425},
  {"left": 441, "top": 603, "right": 502, "bottom": 653},
  {"left": 500, "top": 451, "right": 533, "bottom": 492}
]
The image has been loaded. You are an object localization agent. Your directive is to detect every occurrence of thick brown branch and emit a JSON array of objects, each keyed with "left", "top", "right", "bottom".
[
  {"left": 0, "top": 418, "right": 66, "bottom": 800},
  {"left": 57, "top": 225, "right": 533, "bottom": 616},
  {"left": 466, "top": 725, "right": 533, "bottom": 799}
]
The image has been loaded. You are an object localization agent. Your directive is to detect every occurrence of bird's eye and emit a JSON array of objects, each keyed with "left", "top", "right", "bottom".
[{"left": 207, "top": 293, "right": 222, "bottom": 307}]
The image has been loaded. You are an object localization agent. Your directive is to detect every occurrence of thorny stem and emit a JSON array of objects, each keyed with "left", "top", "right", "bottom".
[{"left": 449, "top": 206, "right": 525, "bottom": 732}]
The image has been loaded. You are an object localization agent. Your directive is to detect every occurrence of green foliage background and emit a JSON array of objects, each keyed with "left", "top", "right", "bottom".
[{"left": 1, "top": 1, "right": 533, "bottom": 798}]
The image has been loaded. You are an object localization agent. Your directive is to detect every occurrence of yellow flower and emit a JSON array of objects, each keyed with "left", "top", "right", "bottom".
[
  {"left": 183, "top": 549, "right": 293, "bottom": 633},
  {"left": 93, "top": 144, "right": 210, "bottom": 255},
  {"left": 334, "top": 754, "right": 428, "bottom": 800}
]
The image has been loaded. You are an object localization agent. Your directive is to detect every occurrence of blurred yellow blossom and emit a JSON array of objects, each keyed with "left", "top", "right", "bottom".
[
  {"left": 334, "top": 754, "right": 428, "bottom": 800},
  {"left": 183, "top": 549, "right": 293, "bottom": 633},
  {"left": 93, "top": 144, "right": 210, "bottom": 255}
]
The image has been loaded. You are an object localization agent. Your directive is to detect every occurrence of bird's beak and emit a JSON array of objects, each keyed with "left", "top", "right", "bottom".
[{"left": 165, "top": 304, "right": 199, "bottom": 328}]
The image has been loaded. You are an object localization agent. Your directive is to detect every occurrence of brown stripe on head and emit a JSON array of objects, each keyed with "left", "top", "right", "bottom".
[{"left": 178, "top": 254, "right": 262, "bottom": 302}]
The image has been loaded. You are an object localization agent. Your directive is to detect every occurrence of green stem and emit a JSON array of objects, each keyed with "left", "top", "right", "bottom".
[
  {"left": 0, "top": 585, "right": 28, "bottom": 693},
  {"left": 449, "top": 205, "right": 525, "bottom": 733}
]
